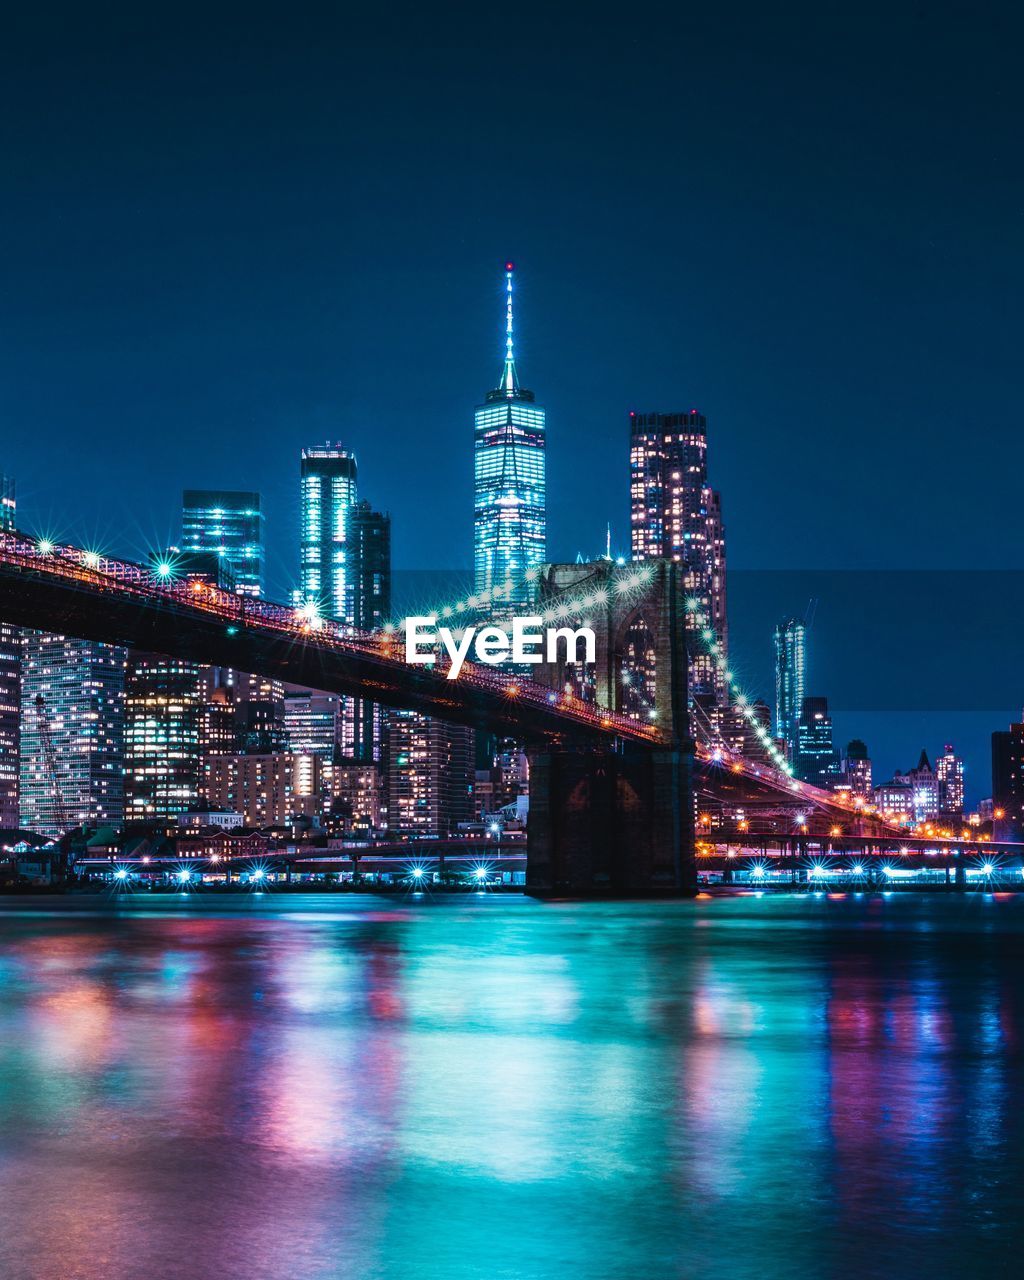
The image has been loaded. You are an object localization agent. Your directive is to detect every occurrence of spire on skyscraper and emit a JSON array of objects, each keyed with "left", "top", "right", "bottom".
[{"left": 498, "top": 260, "right": 520, "bottom": 396}]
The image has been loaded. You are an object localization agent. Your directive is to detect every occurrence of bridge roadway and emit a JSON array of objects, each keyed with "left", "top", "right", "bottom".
[
  {"left": 0, "top": 529, "right": 902, "bottom": 843},
  {"left": 0, "top": 530, "right": 657, "bottom": 744}
]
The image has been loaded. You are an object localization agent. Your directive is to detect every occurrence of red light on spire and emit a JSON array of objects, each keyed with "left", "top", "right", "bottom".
[{"left": 505, "top": 260, "right": 515, "bottom": 271}]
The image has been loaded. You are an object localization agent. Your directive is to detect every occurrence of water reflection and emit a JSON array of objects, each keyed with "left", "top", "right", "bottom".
[{"left": 0, "top": 895, "right": 1022, "bottom": 1279}]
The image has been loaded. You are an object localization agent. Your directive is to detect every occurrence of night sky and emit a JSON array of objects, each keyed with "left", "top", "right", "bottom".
[{"left": 2, "top": 3, "right": 1022, "bottom": 795}]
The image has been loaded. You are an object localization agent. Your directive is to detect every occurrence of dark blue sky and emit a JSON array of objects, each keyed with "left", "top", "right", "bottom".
[{"left": 2, "top": 2, "right": 1022, "bottom": 794}]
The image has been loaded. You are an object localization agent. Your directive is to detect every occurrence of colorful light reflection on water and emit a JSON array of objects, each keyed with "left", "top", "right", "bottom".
[{"left": 0, "top": 893, "right": 1022, "bottom": 1279}]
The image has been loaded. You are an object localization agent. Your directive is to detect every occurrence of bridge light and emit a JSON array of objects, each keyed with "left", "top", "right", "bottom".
[
  {"left": 882, "top": 865, "right": 894, "bottom": 877},
  {"left": 83, "top": 551, "right": 100, "bottom": 568},
  {"left": 226, "top": 625, "right": 239, "bottom": 636},
  {"left": 830, "top": 825, "right": 842, "bottom": 837},
  {"left": 751, "top": 865, "right": 765, "bottom": 878},
  {"left": 156, "top": 561, "right": 173, "bottom": 577},
  {"left": 37, "top": 539, "right": 54, "bottom": 555},
  {"left": 795, "top": 814, "right": 806, "bottom": 825}
]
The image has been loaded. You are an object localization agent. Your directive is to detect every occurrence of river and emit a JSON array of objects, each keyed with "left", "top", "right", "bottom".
[{"left": 0, "top": 891, "right": 1021, "bottom": 1279}]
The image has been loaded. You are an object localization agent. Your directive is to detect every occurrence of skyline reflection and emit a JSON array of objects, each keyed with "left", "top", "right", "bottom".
[{"left": 0, "top": 896, "right": 1022, "bottom": 1279}]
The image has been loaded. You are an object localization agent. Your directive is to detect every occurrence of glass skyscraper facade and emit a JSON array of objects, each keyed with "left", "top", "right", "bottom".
[
  {"left": 473, "top": 264, "right": 545, "bottom": 614},
  {"left": 0, "top": 473, "right": 19, "bottom": 827},
  {"left": 300, "top": 446, "right": 358, "bottom": 622},
  {"left": 20, "top": 634, "right": 126, "bottom": 835},
  {"left": 182, "top": 489, "right": 264, "bottom": 596},
  {"left": 299, "top": 446, "right": 390, "bottom": 762},
  {"left": 124, "top": 653, "right": 204, "bottom": 822},
  {"left": 774, "top": 617, "right": 806, "bottom": 754},
  {"left": 629, "top": 410, "right": 727, "bottom": 725},
  {"left": 794, "top": 695, "right": 839, "bottom": 788}
]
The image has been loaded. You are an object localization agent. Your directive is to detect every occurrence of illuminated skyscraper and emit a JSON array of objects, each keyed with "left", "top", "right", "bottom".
[
  {"left": 124, "top": 653, "right": 203, "bottom": 821},
  {"left": 20, "top": 634, "right": 125, "bottom": 835},
  {"left": 383, "top": 710, "right": 474, "bottom": 835},
  {"left": 841, "top": 739, "right": 873, "bottom": 798},
  {"left": 774, "top": 617, "right": 806, "bottom": 754},
  {"left": 300, "top": 446, "right": 358, "bottom": 622},
  {"left": 181, "top": 490, "right": 264, "bottom": 596},
  {"left": 937, "top": 743, "right": 965, "bottom": 815},
  {"left": 794, "top": 696, "right": 840, "bottom": 788},
  {"left": 126, "top": 554, "right": 240, "bottom": 823},
  {"left": 0, "top": 473, "right": 19, "bottom": 826},
  {"left": 299, "top": 448, "right": 390, "bottom": 762},
  {"left": 473, "top": 263, "right": 546, "bottom": 613},
  {"left": 629, "top": 410, "right": 727, "bottom": 721}
]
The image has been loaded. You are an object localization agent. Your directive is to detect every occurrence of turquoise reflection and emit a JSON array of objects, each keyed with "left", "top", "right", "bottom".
[{"left": 0, "top": 896, "right": 1021, "bottom": 1279}]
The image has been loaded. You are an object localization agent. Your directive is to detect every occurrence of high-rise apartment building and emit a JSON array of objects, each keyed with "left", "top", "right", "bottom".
[
  {"left": 300, "top": 446, "right": 358, "bottom": 622},
  {"left": 936, "top": 743, "right": 965, "bottom": 816},
  {"left": 774, "top": 618, "right": 806, "bottom": 754},
  {"left": 992, "top": 719, "right": 1024, "bottom": 839},
  {"left": 794, "top": 696, "right": 839, "bottom": 789},
  {"left": 20, "top": 635, "right": 126, "bottom": 834},
  {"left": 841, "top": 739, "right": 873, "bottom": 798},
  {"left": 473, "top": 263, "right": 545, "bottom": 614},
  {"left": 299, "top": 447, "right": 390, "bottom": 762},
  {"left": 383, "top": 710, "right": 474, "bottom": 835},
  {"left": 283, "top": 690, "right": 344, "bottom": 759},
  {"left": 629, "top": 410, "right": 727, "bottom": 721},
  {"left": 124, "top": 653, "right": 204, "bottom": 822},
  {"left": 205, "top": 752, "right": 323, "bottom": 827},
  {"left": 0, "top": 473, "right": 19, "bottom": 827},
  {"left": 181, "top": 490, "right": 264, "bottom": 596}
]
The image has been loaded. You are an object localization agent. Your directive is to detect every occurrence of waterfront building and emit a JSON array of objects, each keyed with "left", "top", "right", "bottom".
[
  {"left": 383, "top": 710, "right": 474, "bottom": 835},
  {"left": 205, "top": 752, "right": 323, "bottom": 828},
  {"left": 473, "top": 263, "right": 546, "bottom": 615},
  {"left": 322, "top": 761, "right": 383, "bottom": 830},
  {"left": 936, "top": 743, "right": 965, "bottom": 816},
  {"left": 181, "top": 490, "right": 264, "bottom": 596},
  {"left": 124, "top": 652, "right": 204, "bottom": 822},
  {"left": 0, "top": 473, "right": 19, "bottom": 827},
  {"left": 904, "top": 750, "right": 941, "bottom": 821},
  {"left": 873, "top": 775, "right": 915, "bottom": 823},
  {"left": 794, "top": 696, "right": 840, "bottom": 788},
  {"left": 20, "top": 634, "right": 126, "bottom": 834},
  {"left": 774, "top": 618, "right": 806, "bottom": 755},
  {"left": 841, "top": 739, "right": 873, "bottom": 798},
  {"left": 629, "top": 409, "right": 727, "bottom": 722}
]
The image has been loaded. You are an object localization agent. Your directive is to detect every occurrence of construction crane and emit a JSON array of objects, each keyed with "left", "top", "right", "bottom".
[{"left": 33, "top": 694, "right": 70, "bottom": 836}]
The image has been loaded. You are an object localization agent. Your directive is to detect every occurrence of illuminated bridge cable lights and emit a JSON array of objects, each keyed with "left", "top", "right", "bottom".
[
  {"left": 684, "top": 597, "right": 794, "bottom": 777},
  {"left": 392, "top": 564, "right": 655, "bottom": 635}
]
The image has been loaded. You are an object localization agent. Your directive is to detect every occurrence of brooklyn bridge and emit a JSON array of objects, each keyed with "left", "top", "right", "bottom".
[{"left": 0, "top": 529, "right": 907, "bottom": 894}]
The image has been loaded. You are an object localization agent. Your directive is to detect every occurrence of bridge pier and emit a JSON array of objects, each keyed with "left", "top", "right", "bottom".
[{"left": 526, "top": 742, "right": 696, "bottom": 897}]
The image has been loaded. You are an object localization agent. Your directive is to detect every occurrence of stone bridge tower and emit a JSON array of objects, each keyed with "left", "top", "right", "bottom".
[{"left": 526, "top": 559, "right": 697, "bottom": 896}]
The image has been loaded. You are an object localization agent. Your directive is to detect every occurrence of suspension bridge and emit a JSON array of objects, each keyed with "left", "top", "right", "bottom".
[{"left": 0, "top": 528, "right": 909, "bottom": 895}]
